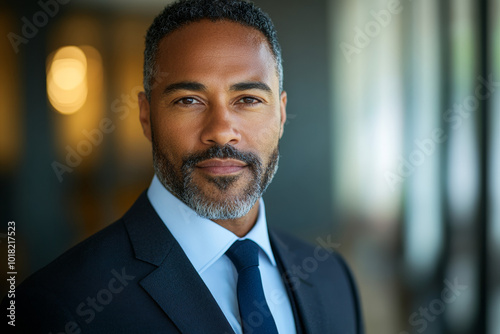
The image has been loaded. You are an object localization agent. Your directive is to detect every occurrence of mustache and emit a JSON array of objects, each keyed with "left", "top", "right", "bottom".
[{"left": 181, "top": 144, "right": 262, "bottom": 172}]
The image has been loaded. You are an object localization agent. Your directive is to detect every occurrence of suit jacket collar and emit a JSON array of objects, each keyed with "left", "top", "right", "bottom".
[
  {"left": 146, "top": 175, "right": 277, "bottom": 272},
  {"left": 122, "top": 192, "right": 327, "bottom": 334},
  {"left": 123, "top": 192, "right": 235, "bottom": 334}
]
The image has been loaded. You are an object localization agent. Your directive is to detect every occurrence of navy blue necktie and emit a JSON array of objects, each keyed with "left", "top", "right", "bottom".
[{"left": 226, "top": 239, "right": 279, "bottom": 334}]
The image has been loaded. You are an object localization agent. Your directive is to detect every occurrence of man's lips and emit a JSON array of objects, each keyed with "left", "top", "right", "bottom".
[{"left": 195, "top": 159, "right": 248, "bottom": 175}]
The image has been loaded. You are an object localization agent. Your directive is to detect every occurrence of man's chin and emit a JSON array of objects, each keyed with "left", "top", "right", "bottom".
[
  {"left": 192, "top": 183, "right": 251, "bottom": 201},
  {"left": 193, "top": 172, "right": 251, "bottom": 193},
  {"left": 182, "top": 178, "right": 260, "bottom": 217},
  {"left": 186, "top": 194, "right": 258, "bottom": 221}
]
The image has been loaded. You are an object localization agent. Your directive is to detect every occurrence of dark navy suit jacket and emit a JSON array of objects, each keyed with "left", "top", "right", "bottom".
[{"left": 2, "top": 192, "right": 364, "bottom": 333}]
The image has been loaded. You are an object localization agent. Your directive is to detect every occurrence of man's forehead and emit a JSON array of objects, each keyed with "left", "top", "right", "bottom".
[
  {"left": 152, "top": 20, "right": 278, "bottom": 91},
  {"left": 157, "top": 19, "right": 269, "bottom": 53}
]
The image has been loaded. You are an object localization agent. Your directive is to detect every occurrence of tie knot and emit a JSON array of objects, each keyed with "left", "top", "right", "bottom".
[{"left": 225, "top": 239, "right": 260, "bottom": 273}]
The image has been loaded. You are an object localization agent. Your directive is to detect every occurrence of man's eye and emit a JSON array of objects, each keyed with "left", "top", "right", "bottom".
[
  {"left": 175, "top": 97, "right": 200, "bottom": 105},
  {"left": 237, "top": 97, "right": 261, "bottom": 105}
]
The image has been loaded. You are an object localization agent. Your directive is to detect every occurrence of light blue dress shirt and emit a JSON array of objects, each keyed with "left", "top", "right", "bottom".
[{"left": 147, "top": 175, "right": 296, "bottom": 334}]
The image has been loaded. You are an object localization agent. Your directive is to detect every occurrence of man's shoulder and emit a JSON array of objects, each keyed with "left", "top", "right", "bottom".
[
  {"left": 19, "top": 191, "right": 157, "bottom": 289},
  {"left": 269, "top": 228, "right": 344, "bottom": 264},
  {"left": 3, "top": 194, "right": 159, "bottom": 332},
  {"left": 270, "top": 229, "right": 364, "bottom": 332},
  {"left": 19, "top": 217, "right": 132, "bottom": 291},
  {"left": 270, "top": 228, "right": 359, "bottom": 296}
]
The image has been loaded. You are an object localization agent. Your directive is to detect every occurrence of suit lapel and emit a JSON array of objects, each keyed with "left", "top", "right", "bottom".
[
  {"left": 139, "top": 245, "right": 235, "bottom": 334},
  {"left": 270, "top": 230, "right": 329, "bottom": 334},
  {"left": 124, "top": 193, "right": 234, "bottom": 334}
]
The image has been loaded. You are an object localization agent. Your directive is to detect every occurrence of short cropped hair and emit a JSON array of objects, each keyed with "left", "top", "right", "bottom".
[{"left": 143, "top": 0, "right": 283, "bottom": 100}]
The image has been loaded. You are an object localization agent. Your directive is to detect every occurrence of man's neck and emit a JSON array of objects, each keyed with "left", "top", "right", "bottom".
[{"left": 213, "top": 201, "right": 260, "bottom": 238}]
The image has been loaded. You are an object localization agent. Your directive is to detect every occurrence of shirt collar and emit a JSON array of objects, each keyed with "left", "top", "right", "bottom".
[{"left": 147, "top": 175, "right": 276, "bottom": 273}]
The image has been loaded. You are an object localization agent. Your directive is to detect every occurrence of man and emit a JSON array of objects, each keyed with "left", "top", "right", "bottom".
[{"left": 3, "top": 0, "right": 363, "bottom": 333}]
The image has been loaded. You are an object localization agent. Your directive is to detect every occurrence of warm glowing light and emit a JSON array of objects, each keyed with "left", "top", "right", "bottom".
[
  {"left": 52, "top": 59, "right": 86, "bottom": 90},
  {"left": 47, "top": 46, "right": 88, "bottom": 115}
]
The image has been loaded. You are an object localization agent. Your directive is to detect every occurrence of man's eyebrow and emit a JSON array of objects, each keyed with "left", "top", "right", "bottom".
[
  {"left": 162, "top": 81, "right": 207, "bottom": 95},
  {"left": 229, "top": 82, "right": 272, "bottom": 93}
]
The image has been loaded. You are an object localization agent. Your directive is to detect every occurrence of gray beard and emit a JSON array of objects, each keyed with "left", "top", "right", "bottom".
[{"left": 151, "top": 135, "right": 279, "bottom": 220}]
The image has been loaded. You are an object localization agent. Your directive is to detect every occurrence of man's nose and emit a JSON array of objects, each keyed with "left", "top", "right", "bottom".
[{"left": 200, "top": 104, "right": 241, "bottom": 146}]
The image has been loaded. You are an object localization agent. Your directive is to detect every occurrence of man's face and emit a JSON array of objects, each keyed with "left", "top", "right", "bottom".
[{"left": 139, "top": 20, "right": 287, "bottom": 220}]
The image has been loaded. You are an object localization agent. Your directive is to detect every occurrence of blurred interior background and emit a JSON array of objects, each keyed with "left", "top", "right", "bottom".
[{"left": 0, "top": 0, "right": 498, "bottom": 333}]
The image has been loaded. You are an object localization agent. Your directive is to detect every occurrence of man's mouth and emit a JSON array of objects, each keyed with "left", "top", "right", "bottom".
[{"left": 195, "top": 158, "right": 248, "bottom": 175}]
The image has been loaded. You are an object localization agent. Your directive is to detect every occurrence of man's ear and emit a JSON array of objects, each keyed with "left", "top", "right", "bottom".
[
  {"left": 279, "top": 91, "right": 287, "bottom": 138},
  {"left": 138, "top": 92, "right": 152, "bottom": 142}
]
